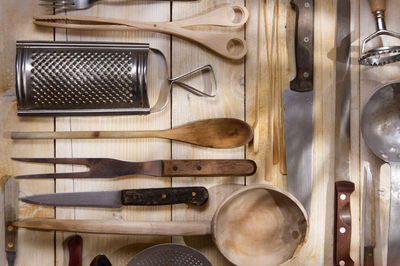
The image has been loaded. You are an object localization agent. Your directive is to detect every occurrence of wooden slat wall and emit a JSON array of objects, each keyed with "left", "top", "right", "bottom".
[{"left": 1, "top": 0, "right": 399, "bottom": 265}]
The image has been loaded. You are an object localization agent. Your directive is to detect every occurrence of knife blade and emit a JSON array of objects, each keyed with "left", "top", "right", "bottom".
[
  {"left": 363, "top": 163, "right": 375, "bottom": 266},
  {"left": 334, "top": 0, "right": 354, "bottom": 265},
  {"left": 4, "top": 177, "right": 18, "bottom": 266},
  {"left": 284, "top": 0, "right": 314, "bottom": 214},
  {"left": 20, "top": 187, "right": 208, "bottom": 208}
]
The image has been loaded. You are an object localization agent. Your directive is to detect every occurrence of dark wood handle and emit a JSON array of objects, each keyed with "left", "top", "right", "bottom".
[
  {"left": 364, "top": 246, "right": 374, "bottom": 266},
  {"left": 290, "top": 0, "right": 314, "bottom": 92},
  {"left": 68, "top": 235, "right": 83, "bottom": 266},
  {"left": 162, "top": 160, "right": 256, "bottom": 176},
  {"left": 122, "top": 187, "right": 208, "bottom": 206},
  {"left": 369, "top": 0, "right": 385, "bottom": 13},
  {"left": 335, "top": 181, "right": 355, "bottom": 266}
]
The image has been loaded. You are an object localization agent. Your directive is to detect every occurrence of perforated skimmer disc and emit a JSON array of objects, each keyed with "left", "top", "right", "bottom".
[{"left": 127, "top": 244, "right": 212, "bottom": 266}]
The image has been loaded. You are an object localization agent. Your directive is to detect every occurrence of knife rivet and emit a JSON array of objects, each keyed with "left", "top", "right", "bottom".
[
  {"left": 192, "top": 192, "right": 196, "bottom": 197},
  {"left": 339, "top": 260, "right": 346, "bottom": 266},
  {"left": 340, "top": 194, "right": 346, "bottom": 200},
  {"left": 7, "top": 242, "right": 13, "bottom": 248},
  {"left": 304, "top": 2, "right": 310, "bottom": 8},
  {"left": 7, "top": 225, "right": 13, "bottom": 231},
  {"left": 197, "top": 166, "right": 202, "bottom": 170},
  {"left": 303, "top": 37, "right": 310, "bottom": 43},
  {"left": 162, "top": 193, "right": 167, "bottom": 199},
  {"left": 173, "top": 166, "right": 178, "bottom": 171},
  {"left": 339, "top": 227, "right": 346, "bottom": 234},
  {"left": 303, "top": 72, "right": 310, "bottom": 78}
]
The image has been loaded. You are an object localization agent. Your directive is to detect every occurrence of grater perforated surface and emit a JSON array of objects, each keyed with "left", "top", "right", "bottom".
[
  {"left": 127, "top": 244, "right": 212, "bottom": 266},
  {"left": 16, "top": 42, "right": 150, "bottom": 115}
]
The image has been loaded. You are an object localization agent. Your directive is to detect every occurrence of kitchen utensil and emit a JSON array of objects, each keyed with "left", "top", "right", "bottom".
[
  {"left": 359, "top": 0, "right": 400, "bottom": 65},
  {"left": 21, "top": 187, "right": 209, "bottom": 208},
  {"left": 14, "top": 184, "right": 308, "bottom": 266},
  {"left": 334, "top": 0, "right": 355, "bottom": 265},
  {"left": 33, "top": 4, "right": 248, "bottom": 60},
  {"left": 12, "top": 158, "right": 256, "bottom": 179},
  {"left": 4, "top": 177, "right": 18, "bottom": 266},
  {"left": 363, "top": 163, "right": 375, "bottom": 266},
  {"left": 16, "top": 41, "right": 216, "bottom": 116},
  {"left": 361, "top": 81, "right": 400, "bottom": 265},
  {"left": 90, "top": 255, "right": 112, "bottom": 266},
  {"left": 127, "top": 243, "right": 212, "bottom": 266},
  {"left": 40, "top": 0, "right": 197, "bottom": 11},
  {"left": 284, "top": 0, "right": 314, "bottom": 213},
  {"left": 10, "top": 118, "right": 253, "bottom": 149},
  {"left": 67, "top": 235, "right": 83, "bottom": 266}
]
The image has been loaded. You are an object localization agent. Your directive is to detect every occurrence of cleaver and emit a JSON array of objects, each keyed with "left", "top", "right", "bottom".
[{"left": 284, "top": 0, "right": 314, "bottom": 214}]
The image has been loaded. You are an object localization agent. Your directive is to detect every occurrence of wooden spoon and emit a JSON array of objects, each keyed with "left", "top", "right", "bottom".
[{"left": 10, "top": 118, "right": 253, "bottom": 149}]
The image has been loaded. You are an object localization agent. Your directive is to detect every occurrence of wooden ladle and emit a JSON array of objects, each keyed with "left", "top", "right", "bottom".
[
  {"left": 13, "top": 185, "right": 308, "bottom": 266},
  {"left": 10, "top": 118, "right": 253, "bottom": 149}
]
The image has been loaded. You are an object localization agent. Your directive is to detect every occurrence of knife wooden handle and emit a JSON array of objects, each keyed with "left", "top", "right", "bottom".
[
  {"left": 364, "top": 246, "right": 374, "bottom": 266},
  {"left": 68, "top": 235, "right": 83, "bottom": 266},
  {"left": 334, "top": 181, "right": 355, "bottom": 266},
  {"left": 369, "top": 0, "right": 385, "bottom": 13},
  {"left": 162, "top": 160, "right": 256, "bottom": 176},
  {"left": 5, "top": 177, "right": 18, "bottom": 266},
  {"left": 121, "top": 187, "right": 208, "bottom": 206},
  {"left": 290, "top": 0, "right": 314, "bottom": 92}
]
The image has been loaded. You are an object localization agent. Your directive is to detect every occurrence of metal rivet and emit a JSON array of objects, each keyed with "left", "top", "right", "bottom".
[
  {"left": 173, "top": 166, "right": 178, "bottom": 171},
  {"left": 7, "top": 242, "right": 13, "bottom": 248},
  {"left": 304, "top": 37, "right": 310, "bottom": 43},
  {"left": 192, "top": 192, "right": 196, "bottom": 197},
  {"left": 389, "top": 147, "right": 397, "bottom": 153},
  {"left": 303, "top": 72, "right": 310, "bottom": 78},
  {"left": 339, "top": 260, "right": 345, "bottom": 266},
  {"left": 7, "top": 225, "right": 13, "bottom": 231},
  {"left": 162, "top": 194, "right": 167, "bottom": 199},
  {"left": 340, "top": 227, "right": 346, "bottom": 234},
  {"left": 197, "top": 166, "right": 202, "bottom": 170},
  {"left": 304, "top": 2, "right": 310, "bottom": 8},
  {"left": 340, "top": 194, "right": 346, "bottom": 200},
  {"left": 381, "top": 153, "right": 389, "bottom": 159}
]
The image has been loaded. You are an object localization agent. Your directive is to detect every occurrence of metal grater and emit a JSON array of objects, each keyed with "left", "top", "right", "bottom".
[{"left": 16, "top": 41, "right": 216, "bottom": 116}]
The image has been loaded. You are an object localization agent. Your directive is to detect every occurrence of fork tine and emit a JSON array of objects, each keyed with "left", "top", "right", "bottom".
[
  {"left": 14, "top": 172, "right": 92, "bottom": 179},
  {"left": 12, "top": 157, "right": 91, "bottom": 165}
]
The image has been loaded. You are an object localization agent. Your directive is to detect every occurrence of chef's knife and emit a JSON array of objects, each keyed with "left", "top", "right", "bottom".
[
  {"left": 334, "top": 0, "right": 354, "bottom": 265},
  {"left": 20, "top": 187, "right": 208, "bottom": 208},
  {"left": 284, "top": 0, "right": 314, "bottom": 213},
  {"left": 363, "top": 163, "right": 375, "bottom": 266},
  {"left": 4, "top": 177, "right": 18, "bottom": 266}
]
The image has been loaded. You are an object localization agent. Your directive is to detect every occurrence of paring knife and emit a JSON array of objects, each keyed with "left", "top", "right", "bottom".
[
  {"left": 284, "top": 0, "right": 314, "bottom": 214},
  {"left": 334, "top": 0, "right": 354, "bottom": 265},
  {"left": 4, "top": 177, "right": 18, "bottom": 266},
  {"left": 21, "top": 187, "right": 209, "bottom": 208}
]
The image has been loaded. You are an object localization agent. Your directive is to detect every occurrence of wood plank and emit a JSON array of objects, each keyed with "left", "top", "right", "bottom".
[
  {"left": 170, "top": 1, "right": 245, "bottom": 265},
  {"left": 359, "top": 0, "right": 400, "bottom": 264},
  {"left": 0, "top": 1, "right": 55, "bottom": 265},
  {"left": 52, "top": 1, "right": 173, "bottom": 265}
]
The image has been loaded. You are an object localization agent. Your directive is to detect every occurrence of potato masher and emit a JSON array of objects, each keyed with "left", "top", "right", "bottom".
[{"left": 359, "top": 0, "right": 400, "bottom": 66}]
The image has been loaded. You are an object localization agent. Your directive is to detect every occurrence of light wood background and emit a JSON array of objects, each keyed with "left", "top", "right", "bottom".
[{"left": 0, "top": 0, "right": 399, "bottom": 265}]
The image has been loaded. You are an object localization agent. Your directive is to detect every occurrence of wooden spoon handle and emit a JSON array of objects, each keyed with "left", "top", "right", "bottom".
[
  {"left": 334, "top": 181, "right": 355, "bottom": 266},
  {"left": 13, "top": 219, "right": 212, "bottom": 236},
  {"left": 369, "top": 0, "right": 385, "bottom": 13}
]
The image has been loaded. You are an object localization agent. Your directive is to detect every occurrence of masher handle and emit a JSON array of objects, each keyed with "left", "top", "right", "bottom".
[{"left": 369, "top": 0, "right": 385, "bottom": 13}]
